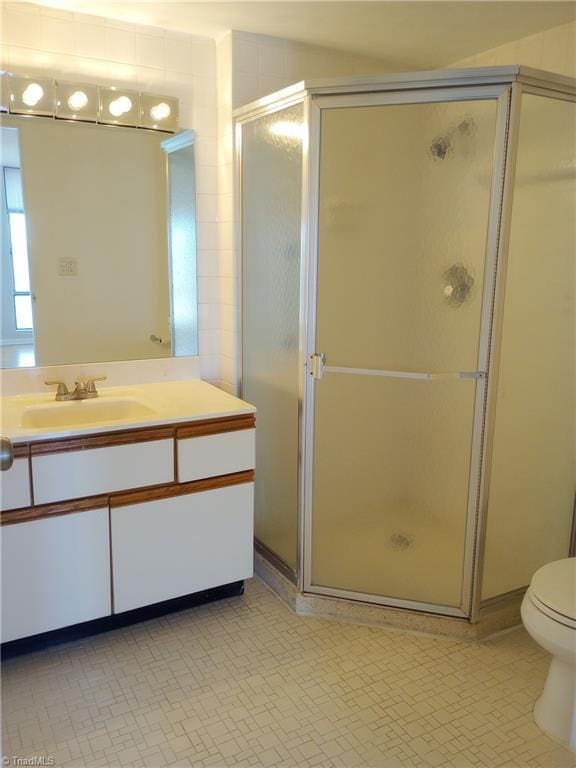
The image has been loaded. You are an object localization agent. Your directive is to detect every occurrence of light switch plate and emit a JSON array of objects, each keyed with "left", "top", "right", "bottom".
[{"left": 58, "top": 257, "right": 78, "bottom": 276}]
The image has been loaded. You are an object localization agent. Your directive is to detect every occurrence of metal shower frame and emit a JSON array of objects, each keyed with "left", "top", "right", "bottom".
[{"left": 234, "top": 66, "right": 576, "bottom": 623}]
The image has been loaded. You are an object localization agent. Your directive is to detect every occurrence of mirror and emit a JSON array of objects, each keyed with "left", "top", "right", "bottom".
[{"left": 0, "top": 114, "right": 198, "bottom": 369}]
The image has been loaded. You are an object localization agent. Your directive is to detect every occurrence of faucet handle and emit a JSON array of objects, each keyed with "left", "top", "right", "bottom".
[
  {"left": 86, "top": 375, "right": 107, "bottom": 396},
  {"left": 45, "top": 380, "right": 69, "bottom": 400}
]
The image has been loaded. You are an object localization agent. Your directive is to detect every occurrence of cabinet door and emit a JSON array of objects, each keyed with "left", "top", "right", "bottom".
[
  {"left": 1, "top": 508, "right": 111, "bottom": 642},
  {"left": 32, "top": 439, "right": 174, "bottom": 505},
  {"left": 1, "top": 458, "right": 31, "bottom": 511},
  {"left": 111, "top": 483, "right": 254, "bottom": 613}
]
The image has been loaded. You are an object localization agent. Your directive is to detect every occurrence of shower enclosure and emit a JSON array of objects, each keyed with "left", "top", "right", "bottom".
[{"left": 236, "top": 67, "right": 576, "bottom": 622}]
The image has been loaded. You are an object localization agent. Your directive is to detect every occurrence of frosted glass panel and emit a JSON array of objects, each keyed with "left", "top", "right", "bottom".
[
  {"left": 316, "top": 99, "right": 498, "bottom": 372},
  {"left": 167, "top": 141, "right": 198, "bottom": 356},
  {"left": 482, "top": 95, "right": 576, "bottom": 600},
  {"left": 241, "top": 104, "right": 303, "bottom": 571},
  {"left": 312, "top": 375, "right": 476, "bottom": 607},
  {"left": 311, "top": 96, "right": 497, "bottom": 608}
]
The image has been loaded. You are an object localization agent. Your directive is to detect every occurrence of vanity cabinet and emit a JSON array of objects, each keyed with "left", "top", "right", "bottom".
[
  {"left": 1, "top": 413, "right": 256, "bottom": 646},
  {"left": 1, "top": 508, "right": 111, "bottom": 643},
  {"left": 111, "top": 482, "right": 254, "bottom": 613}
]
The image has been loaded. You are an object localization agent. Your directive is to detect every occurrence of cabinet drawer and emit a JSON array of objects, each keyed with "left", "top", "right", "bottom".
[
  {"left": 111, "top": 482, "right": 254, "bottom": 613},
  {"left": 32, "top": 439, "right": 174, "bottom": 505},
  {"left": 1, "top": 458, "right": 31, "bottom": 511},
  {"left": 177, "top": 429, "right": 255, "bottom": 482},
  {"left": 1, "top": 508, "right": 111, "bottom": 642}
]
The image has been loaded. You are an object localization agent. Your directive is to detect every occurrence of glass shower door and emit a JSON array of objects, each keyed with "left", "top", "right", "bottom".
[{"left": 307, "top": 93, "right": 501, "bottom": 613}]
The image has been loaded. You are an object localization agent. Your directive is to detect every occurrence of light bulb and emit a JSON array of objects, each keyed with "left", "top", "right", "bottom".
[
  {"left": 150, "top": 102, "right": 171, "bottom": 121},
  {"left": 108, "top": 95, "right": 132, "bottom": 117},
  {"left": 67, "top": 90, "right": 88, "bottom": 111},
  {"left": 22, "top": 83, "right": 44, "bottom": 107}
]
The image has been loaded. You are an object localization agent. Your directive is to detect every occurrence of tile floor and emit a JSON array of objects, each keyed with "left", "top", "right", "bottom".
[{"left": 1, "top": 578, "right": 575, "bottom": 768}]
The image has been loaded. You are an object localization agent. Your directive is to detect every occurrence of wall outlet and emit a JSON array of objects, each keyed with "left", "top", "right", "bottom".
[{"left": 58, "top": 257, "right": 78, "bottom": 276}]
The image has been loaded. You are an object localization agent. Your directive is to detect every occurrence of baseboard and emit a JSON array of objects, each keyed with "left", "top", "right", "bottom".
[{"left": 254, "top": 538, "right": 297, "bottom": 584}]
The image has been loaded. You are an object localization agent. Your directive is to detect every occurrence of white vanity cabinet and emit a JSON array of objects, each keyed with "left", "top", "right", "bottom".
[
  {"left": 1, "top": 508, "right": 111, "bottom": 643},
  {"left": 111, "top": 482, "right": 254, "bottom": 613},
  {"left": 1, "top": 411, "right": 255, "bottom": 645}
]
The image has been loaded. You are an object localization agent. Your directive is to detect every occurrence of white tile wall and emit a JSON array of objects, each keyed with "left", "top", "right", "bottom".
[
  {"left": 230, "top": 31, "right": 390, "bottom": 110},
  {"left": 0, "top": 1, "right": 221, "bottom": 385}
]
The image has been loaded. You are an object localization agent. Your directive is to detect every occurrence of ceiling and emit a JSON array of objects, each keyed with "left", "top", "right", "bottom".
[{"left": 34, "top": 1, "right": 576, "bottom": 69}]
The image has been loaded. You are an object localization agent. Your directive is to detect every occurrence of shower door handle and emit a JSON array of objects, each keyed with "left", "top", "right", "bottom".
[{"left": 311, "top": 359, "right": 486, "bottom": 381}]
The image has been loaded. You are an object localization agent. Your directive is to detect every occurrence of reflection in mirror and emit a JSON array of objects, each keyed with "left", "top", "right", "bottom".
[
  {"left": 1, "top": 130, "right": 35, "bottom": 367},
  {"left": 0, "top": 114, "right": 198, "bottom": 369},
  {"left": 163, "top": 132, "right": 198, "bottom": 357}
]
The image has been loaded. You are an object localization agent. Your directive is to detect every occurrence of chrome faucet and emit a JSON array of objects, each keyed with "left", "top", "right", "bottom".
[{"left": 45, "top": 376, "right": 107, "bottom": 401}]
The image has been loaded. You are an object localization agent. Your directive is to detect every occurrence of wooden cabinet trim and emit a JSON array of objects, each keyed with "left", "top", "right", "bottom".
[
  {"left": 13, "top": 443, "right": 30, "bottom": 460},
  {"left": 1, "top": 495, "right": 109, "bottom": 526},
  {"left": 110, "top": 471, "right": 255, "bottom": 508},
  {"left": 176, "top": 415, "right": 255, "bottom": 440},
  {"left": 27, "top": 414, "right": 255, "bottom": 456},
  {"left": 30, "top": 427, "right": 175, "bottom": 456},
  {"left": 1, "top": 470, "right": 255, "bottom": 524}
]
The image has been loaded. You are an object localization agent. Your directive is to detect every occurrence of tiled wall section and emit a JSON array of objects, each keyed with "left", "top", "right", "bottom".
[
  {"left": 219, "top": 31, "right": 391, "bottom": 393},
  {"left": 450, "top": 20, "right": 576, "bottom": 77},
  {"left": 0, "top": 2, "right": 222, "bottom": 384},
  {"left": 230, "top": 30, "right": 391, "bottom": 109},
  {"left": 216, "top": 33, "right": 235, "bottom": 394}
]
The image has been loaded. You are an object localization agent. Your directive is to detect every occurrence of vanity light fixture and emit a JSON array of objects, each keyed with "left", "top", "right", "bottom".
[
  {"left": 55, "top": 82, "right": 99, "bottom": 122},
  {"left": 0, "top": 71, "right": 178, "bottom": 132},
  {"left": 140, "top": 93, "right": 179, "bottom": 132},
  {"left": 99, "top": 87, "right": 140, "bottom": 127},
  {"left": 8, "top": 75, "right": 55, "bottom": 117}
]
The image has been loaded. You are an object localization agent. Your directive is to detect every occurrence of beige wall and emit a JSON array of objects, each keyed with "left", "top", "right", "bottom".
[{"left": 449, "top": 20, "right": 576, "bottom": 77}]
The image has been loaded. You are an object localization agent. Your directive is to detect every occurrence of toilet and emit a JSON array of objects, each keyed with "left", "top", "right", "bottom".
[{"left": 521, "top": 558, "right": 576, "bottom": 750}]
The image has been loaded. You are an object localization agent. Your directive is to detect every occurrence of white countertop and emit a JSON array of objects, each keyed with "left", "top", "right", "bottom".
[{"left": 1, "top": 380, "right": 256, "bottom": 444}]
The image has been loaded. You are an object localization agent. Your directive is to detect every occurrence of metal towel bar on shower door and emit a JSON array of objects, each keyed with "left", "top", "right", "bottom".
[{"left": 308, "top": 354, "right": 486, "bottom": 382}]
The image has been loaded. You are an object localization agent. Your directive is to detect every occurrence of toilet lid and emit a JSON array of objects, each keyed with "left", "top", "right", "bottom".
[{"left": 530, "top": 558, "right": 576, "bottom": 621}]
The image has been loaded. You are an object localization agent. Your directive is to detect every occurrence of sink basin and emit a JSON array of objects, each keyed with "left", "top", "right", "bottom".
[{"left": 21, "top": 398, "right": 156, "bottom": 429}]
